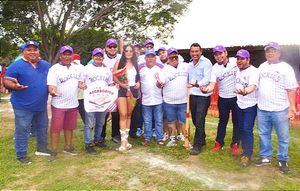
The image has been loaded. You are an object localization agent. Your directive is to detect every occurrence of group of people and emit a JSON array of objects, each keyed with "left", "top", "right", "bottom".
[{"left": 3, "top": 38, "right": 298, "bottom": 174}]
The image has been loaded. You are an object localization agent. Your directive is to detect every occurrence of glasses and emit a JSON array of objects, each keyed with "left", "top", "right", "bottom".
[
  {"left": 168, "top": 56, "right": 178, "bottom": 60},
  {"left": 108, "top": 46, "right": 117, "bottom": 49},
  {"left": 145, "top": 45, "right": 153, "bottom": 49}
]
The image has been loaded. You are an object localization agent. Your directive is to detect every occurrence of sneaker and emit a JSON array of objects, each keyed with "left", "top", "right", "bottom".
[
  {"left": 278, "top": 160, "right": 289, "bottom": 174},
  {"left": 156, "top": 141, "right": 164, "bottom": 145},
  {"left": 190, "top": 147, "right": 201, "bottom": 155},
  {"left": 35, "top": 148, "right": 51, "bottom": 156},
  {"left": 18, "top": 157, "right": 32, "bottom": 164},
  {"left": 111, "top": 137, "right": 121, "bottom": 145},
  {"left": 177, "top": 133, "right": 185, "bottom": 141},
  {"left": 85, "top": 144, "right": 97, "bottom": 155},
  {"left": 162, "top": 132, "right": 169, "bottom": 142},
  {"left": 141, "top": 140, "right": 150, "bottom": 146},
  {"left": 211, "top": 141, "right": 223, "bottom": 152},
  {"left": 240, "top": 155, "right": 251, "bottom": 167},
  {"left": 255, "top": 157, "right": 271, "bottom": 166},
  {"left": 63, "top": 146, "right": 79, "bottom": 156},
  {"left": 166, "top": 139, "right": 177, "bottom": 147},
  {"left": 49, "top": 151, "right": 57, "bottom": 162},
  {"left": 231, "top": 143, "right": 240, "bottom": 156},
  {"left": 136, "top": 128, "right": 144, "bottom": 137},
  {"left": 94, "top": 140, "right": 107, "bottom": 148}
]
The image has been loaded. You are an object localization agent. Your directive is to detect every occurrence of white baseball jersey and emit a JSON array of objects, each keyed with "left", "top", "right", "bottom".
[
  {"left": 80, "top": 64, "right": 113, "bottom": 87},
  {"left": 210, "top": 57, "right": 237, "bottom": 98},
  {"left": 139, "top": 63, "right": 163, "bottom": 106},
  {"left": 235, "top": 65, "right": 258, "bottom": 109},
  {"left": 160, "top": 62, "right": 188, "bottom": 104},
  {"left": 104, "top": 53, "right": 121, "bottom": 72},
  {"left": 47, "top": 63, "right": 82, "bottom": 108},
  {"left": 258, "top": 61, "right": 298, "bottom": 111}
]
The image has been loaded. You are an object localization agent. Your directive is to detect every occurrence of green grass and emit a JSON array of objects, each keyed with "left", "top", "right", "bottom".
[{"left": 1, "top": 101, "right": 300, "bottom": 190}]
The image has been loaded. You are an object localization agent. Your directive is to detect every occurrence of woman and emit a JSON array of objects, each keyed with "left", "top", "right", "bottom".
[{"left": 113, "top": 44, "right": 140, "bottom": 152}]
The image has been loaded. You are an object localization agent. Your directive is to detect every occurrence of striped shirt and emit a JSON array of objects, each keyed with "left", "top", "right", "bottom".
[
  {"left": 80, "top": 64, "right": 113, "bottom": 87},
  {"left": 47, "top": 63, "right": 82, "bottom": 109},
  {"left": 210, "top": 57, "right": 238, "bottom": 98},
  {"left": 160, "top": 62, "right": 188, "bottom": 104},
  {"left": 139, "top": 63, "right": 163, "bottom": 106},
  {"left": 236, "top": 65, "right": 258, "bottom": 109},
  {"left": 257, "top": 61, "right": 298, "bottom": 111}
]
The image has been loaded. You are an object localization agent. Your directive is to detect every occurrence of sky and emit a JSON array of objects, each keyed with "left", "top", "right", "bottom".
[{"left": 156, "top": 0, "right": 300, "bottom": 49}]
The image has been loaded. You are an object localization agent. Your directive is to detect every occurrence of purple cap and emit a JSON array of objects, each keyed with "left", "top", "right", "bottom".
[
  {"left": 106, "top": 38, "right": 118, "bottom": 47},
  {"left": 157, "top": 47, "right": 166, "bottom": 53},
  {"left": 236, "top": 49, "right": 250, "bottom": 59},
  {"left": 92, "top": 48, "right": 104, "bottom": 56},
  {"left": 24, "top": 41, "right": 39, "bottom": 49},
  {"left": 145, "top": 49, "right": 156, "bottom": 56},
  {"left": 167, "top": 47, "right": 178, "bottom": 55},
  {"left": 60, "top": 45, "right": 73, "bottom": 54},
  {"left": 132, "top": 43, "right": 141, "bottom": 48},
  {"left": 264, "top": 42, "right": 280, "bottom": 51},
  {"left": 213, "top": 45, "right": 226, "bottom": 54},
  {"left": 144, "top": 39, "right": 154, "bottom": 47}
]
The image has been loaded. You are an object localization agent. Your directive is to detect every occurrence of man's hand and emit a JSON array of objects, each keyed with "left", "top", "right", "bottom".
[
  {"left": 288, "top": 107, "right": 296, "bottom": 120},
  {"left": 235, "top": 88, "right": 247, "bottom": 96},
  {"left": 48, "top": 86, "right": 61, "bottom": 97},
  {"left": 156, "top": 80, "right": 164, "bottom": 88},
  {"left": 78, "top": 81, "right": 87, "bottom": 90},
  {"left": 3, "top": 77, "right": 28, "bottom": 91}
]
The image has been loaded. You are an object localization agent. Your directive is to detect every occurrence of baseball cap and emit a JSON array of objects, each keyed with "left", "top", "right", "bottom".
[
  {"left": 236, "top": 49, "right": 250, "bottom": 59},
  {"left": 73, "top": 54, "right": 80, "bottom": 60},
  {"left": 59, "top": 45, "right": 73, "bottom": 54},
  {"left": 24, "top": 41, "right": 39, "bottom": 49},
  {"left": 92, "top": 48, "right": 104, "bottom": 56},
  {"left": 144, "top": 39, "right": 154, "bottom": 47},
  {"left": 264, "top": 42, "right": 280, "bottom": 51},
  {"left": 132, "top": 43, "right": 141, "bottom": 48},
  {"left": 19, "top": 43, "right": 26, "bottom": 52},
  {"left": 145, "top": 49, "right": 156, "bottom": 56},
  {"left": 167, "top": 47, "right": 178, "bottom": 55},
  {"left": 157, "top": 47, "right": 166, "bottom": 53},
  {"left": 106, "top": 38, "right": 118, "bottom": 47},
  {"left": 213, "top": 45, "right": 226, "bottom": 54}
]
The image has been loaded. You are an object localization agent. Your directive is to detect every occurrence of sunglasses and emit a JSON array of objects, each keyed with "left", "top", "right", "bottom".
[
  {"left": 108, "top": 46, "right": 117, "bottom": 49},
  {"left": 169, "top": 56, "right": 178, "bottom": 60},
  {"left": 145, "top": 45, "right": 154, "bottom": 49}
]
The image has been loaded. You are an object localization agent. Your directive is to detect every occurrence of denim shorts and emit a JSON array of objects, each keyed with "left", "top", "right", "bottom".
[{"left": 163, "top": 102, "right": 187, "bottom": 123}]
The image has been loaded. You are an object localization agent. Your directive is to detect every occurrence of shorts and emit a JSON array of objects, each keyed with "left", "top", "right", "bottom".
[
  {"left": 163, "top": 102, "right": 187, "bottom": 124},
  {"left": 118, "top": 86, "right": 140, "bottom": 98},
  {"left": 50, "top": 106, "right": 77, "bottom": 133}
]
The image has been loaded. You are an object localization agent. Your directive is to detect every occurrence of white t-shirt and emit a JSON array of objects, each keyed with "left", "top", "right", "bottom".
[
  {"left": 47, "top": 63, "right": 82, "bottom": 108},
  {"left": 80, "top": 64, "right": 113, "bottom": 87},
  {"left": 104, "top": 53, "right": 121, "bottom": 72},
  {"left": 258, "top": 61, "right": 298, "bottom": 111},
  {"left": 139, "top": 63, "right": 163, "bottom": 106},
  {"left": 235, "top": 65, "right": 258, "bottom": 109},
  {"left": 210, "top": 57, "right": 237, "bottom": 98},
  {"left": 160, "top": 62, "right": 188, "bottom": 104},
  {"left": 126, "top": 67, "right": 137, "bottom": 86}
]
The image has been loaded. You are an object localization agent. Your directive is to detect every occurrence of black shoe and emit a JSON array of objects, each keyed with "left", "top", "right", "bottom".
[
  {"left": 129, "top": 134, "right": 139, "bottom": 139},
  {"left": 17, "top": 157, "right": 32, "bottom": 164},
  {"left": 278, "top": 160, "right": 289, "bottom": 174},
  {"left": 255, "top": 157, "right": 271, "bottom": 166},
  {"left": 94, "top": 140, "right": 107, "bottom": 148},
  {"left": 49, "top": 151, "right": 57, "bottom": 162},
  {"left": 35, "top": 148, "right": 51, "bottom": 156},
  {"left": 85, "top": 144, "right": 97, "bottom": 155},
  {"left": 190, "top": 147, "right": 201, "bottom": 155},
  {"left": 111, "top": 137, "right": 121, "bottom": 145}
]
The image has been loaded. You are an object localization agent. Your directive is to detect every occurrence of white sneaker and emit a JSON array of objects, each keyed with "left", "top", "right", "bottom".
[
  {"left": 162, "top": 133, "right": 169, "bottom": 142},
  {"left": 166, "top": 139, "right": 177, "bottom": 147},
  {"left": 177, "top": 134, "right": 185, "bottom": 141}
]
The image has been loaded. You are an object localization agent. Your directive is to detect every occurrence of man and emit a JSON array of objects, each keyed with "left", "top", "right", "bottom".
[
  {"left": 79, "top": 48, "right": 113, "bottom": 155},
  {"left": 139, "top": 49, "right": 164, "bottom": 145},
  {"left": 159, "top": 48, "right": 188, "bottom": 147},
  {"left": 201, "top": 45, "right": 240, "bottom": 155},
  {"left": 234, "top": 49, "right": 258, "bottom": 167},
  {"left": 255, "top": 42, "right": 298, "bottom": 174},
  {"left": 138, "top": 38, "right": 155, "bottom": 65},
  {"left": 47, "top": 45, "right": 82, "bottom": 161},
  {"left": 4, "top": 40, "right": 51, "bottom": 164},
  {"left": 156, "top": 47, "right": 168, "bottom": 66},
  {"left": 188, "top": 43, "right": 213, "bottom": 155}
]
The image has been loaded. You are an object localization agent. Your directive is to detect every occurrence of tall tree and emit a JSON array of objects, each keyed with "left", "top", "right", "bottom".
[{"left": 0, "top": 0, "right": 192, "bottom": 64}]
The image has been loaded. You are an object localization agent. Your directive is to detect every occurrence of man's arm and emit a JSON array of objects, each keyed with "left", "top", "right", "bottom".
[
  {"left": 287, "top": 89, "right": 297, "bottom": 120},
  {"left": 3, "top": 77, "right": 28, "bottom": 91}
]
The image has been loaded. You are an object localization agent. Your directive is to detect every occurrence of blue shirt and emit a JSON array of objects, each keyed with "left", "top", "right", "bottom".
[
  {"left": 188, "top": 55, "right": 213, "bottom": 96},
  {"left": 5, "top": 58, "right": 51, "bottom": 111}
]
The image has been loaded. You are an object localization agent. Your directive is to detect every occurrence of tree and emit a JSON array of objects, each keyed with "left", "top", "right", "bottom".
[{"left": 0, "top": 0, "right": 192, "bottom": 64}]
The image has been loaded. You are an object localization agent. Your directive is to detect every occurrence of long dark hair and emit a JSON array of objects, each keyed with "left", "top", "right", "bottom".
[{"left": 118, "top": 44, "right": 139, "bottom": 82}]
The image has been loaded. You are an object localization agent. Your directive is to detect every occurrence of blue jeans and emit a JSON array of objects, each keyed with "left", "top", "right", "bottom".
[
  {"left": 257, "top": 108, "right": 289, "bottom": 161},
  {"left": 216, "top": 96, "right": 239, "bottom": 146},
  {"left": 142, "top": 104, "right": 163, "bottom": 141},
  {"left": 84, "top": 111, "right": 107, "bottom": 144},
  {"left": 163, "top": 103, "right": 187, "bottom": 124},
  {"left": 237, "top": 105, "right": 257, "bottom": 157},
  {"left": 13, "top": 109, "right": 48, "bottom": 159}
]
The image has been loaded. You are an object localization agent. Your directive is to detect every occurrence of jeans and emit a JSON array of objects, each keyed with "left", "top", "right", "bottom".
[
  {"left": 190, "top": 95, "right": 211, "bottom": 148},
  {"left": 13, "top": 109, "right": 48, "bottom": 159},
  {"left": 237, "top": 105, "right": 257, "bottom": 157},
  {"left": 101, "top": 111, "right": 120, "bottom": 139},
  {"left": 142, "top": 104, "right": 163, "bottom": 141},
  {"left": 84, "top": 111, "right": 107, "bottom": 144},
  {"left": 257, "top": 108, "right": 289, "bottom": 161},
  {"left": 216, "top": 96, "right": 239, "bottom": 146}
]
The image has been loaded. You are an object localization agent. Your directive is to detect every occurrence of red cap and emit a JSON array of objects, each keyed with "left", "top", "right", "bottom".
[{"left": 73, "top": 54, "right": 80, "bottom": 60}]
